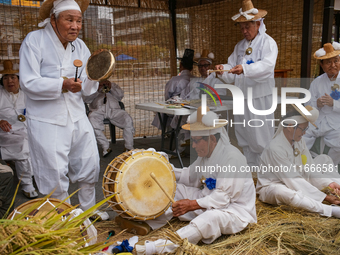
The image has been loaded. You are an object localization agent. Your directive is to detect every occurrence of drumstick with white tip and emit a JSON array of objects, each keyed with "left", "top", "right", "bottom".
[{"left": 150, "top": 172, "right": 175, "bottom": 203}]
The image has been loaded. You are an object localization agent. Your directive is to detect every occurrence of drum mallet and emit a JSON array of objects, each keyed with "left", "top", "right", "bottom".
[
  {"left": 73, "top": 59, "right": 83, "bottom": 82},
  {"left": 207, "top": 69, "right": 230, "bottom": 74},
  {"left": 150, "top": 172, "right": 175, "bottom": 203}
]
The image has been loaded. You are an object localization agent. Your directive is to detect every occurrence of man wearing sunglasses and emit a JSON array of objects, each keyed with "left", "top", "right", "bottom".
[
  {"left": 180, "top": 49, "right": 227, "bottom": 100},
  {"left": 257, "top": 105, "right": 340, "bottom": 219}
]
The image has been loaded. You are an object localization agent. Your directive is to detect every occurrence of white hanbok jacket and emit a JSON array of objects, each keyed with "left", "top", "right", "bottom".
[
  {"left": 0, "top": 87, "right": 29, "bottom": 160},
  {"left": 221, "top": 32, "right": 278, "bottom": 99},
  {"left": 180, "top": 75, "right": 227, "bottom": 100},
  {"left": 164, "top": 70, "right": 195, "bottom": 100},
  {"left": 257, "top": 131, "right": 338, "bottom": 202},
  {"left": 307, "top": 72, "right": 340, "bottom": 130},
  {"left": 174, "top": 133, "right": 257, "bottom": 224},
  {"left": 85, "top": 82, "right": 124, "bottom": 112},
  {"left": 19, "top": 22, "right": 98, "bottom": 126}
]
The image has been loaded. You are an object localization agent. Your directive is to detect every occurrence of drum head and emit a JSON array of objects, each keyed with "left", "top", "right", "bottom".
[
  {"left": 8, "top": 198, "right": 72, "bottom": 220},
  {"left": 86, "top": 49, "right": 115, "bottom": 81},
  {"left": 103, "top": 150, "right": 176, "bottom": 220}
]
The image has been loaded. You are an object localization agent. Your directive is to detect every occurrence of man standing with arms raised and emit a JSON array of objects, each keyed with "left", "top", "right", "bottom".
[{"left": 19, "top": 0, "right": 108, "bottom": 220}]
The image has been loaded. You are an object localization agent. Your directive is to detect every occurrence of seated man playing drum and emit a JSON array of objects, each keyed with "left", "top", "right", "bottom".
[
  {"left": 256, "top": 105, "right": 340, "bottom": 218},
  {"left": 118, "top": 107, "right": 257, "bottom": 254}
]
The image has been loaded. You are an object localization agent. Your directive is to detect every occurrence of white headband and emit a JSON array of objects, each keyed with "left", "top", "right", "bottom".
[
  {"left": 38, "top": 0, "right": 81, "bottom": 27},
  {"left": 53, "top": 0, "right": 81, "bottom": 16}
]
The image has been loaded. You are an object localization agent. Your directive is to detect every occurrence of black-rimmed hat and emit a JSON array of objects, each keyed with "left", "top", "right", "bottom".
[{"left": 177, "top": 49, "right": 195, "bottom": 69}]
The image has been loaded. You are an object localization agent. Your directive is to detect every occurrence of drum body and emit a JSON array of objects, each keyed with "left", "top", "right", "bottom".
[
  {"left": 102, "top": 149, "right": 176, "bottom": 220},
  {"left": 7, "top": 198, "right": 72, "bottom": 220},
  {"left": 86, "top": 49, "right": 115, "bottom": 81}
]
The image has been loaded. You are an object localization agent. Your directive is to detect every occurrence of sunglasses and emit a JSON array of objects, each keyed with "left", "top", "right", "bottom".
[
  {"left": 296, "top": 125, "right": 309, "bottom": 132},
  {"left": 191, "top": 137, "right": 205, "bottom": 144},
  {"left": 197, "top": 64, "right": 210, "bottom": 68}
]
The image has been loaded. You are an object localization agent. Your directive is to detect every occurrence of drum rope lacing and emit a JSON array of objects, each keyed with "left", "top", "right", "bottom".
[{"left": 102, "top": 149, "right": 174, "bottom": 221}]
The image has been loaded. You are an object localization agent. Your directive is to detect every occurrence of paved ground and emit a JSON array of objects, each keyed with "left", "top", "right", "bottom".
[{"left": 12, "top": 136, "right": 193, "bottom": 220}]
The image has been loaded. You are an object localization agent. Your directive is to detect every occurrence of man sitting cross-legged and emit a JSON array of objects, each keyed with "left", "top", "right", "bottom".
[
  {"left": 118, "top": 107, "right": 257, "bottom": 254},
  {"left": 256, "top": 105, "right": 340, "bottom": 218}
]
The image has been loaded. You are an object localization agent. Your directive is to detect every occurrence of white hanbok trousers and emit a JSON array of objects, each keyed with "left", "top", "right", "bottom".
[
  {"left": 146, "top": 183, "right": 249, "bottom": 244},
  {"left": 234, "top": 94, "right": 274, "bottom": 166},
  {"left": 89, "top": 109, "right": 134, "bottom": 150},
  {"left": 304, "top": 121, "right": 340, "bottom": 165},
  {"left": 27, "top": 115, "right": 100, "bottom": 210},
  {"left": 258, "top": 184, "right": 332, "bottom": 217},
  {"left": 1, "top": 134, "right": 34, "bottom": 191}
]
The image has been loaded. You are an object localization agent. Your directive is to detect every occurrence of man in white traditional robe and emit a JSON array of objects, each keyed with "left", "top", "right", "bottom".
[
  {"left": 19, "top": 0, "right": 108, "bottom": 220},
  {"left": 175, "top": 49, "right": 227, "bottom": 150},
  {"left": 215, "top": 0, "right": 278, "bottom": 167},
  {"left": 84, "top": 80, "right": 134, "bottom": 157},
  {"left": 304, "top": 42, "right": 340, "bottom": 166},
  {"left": 0, "top": 60, "right": 38, "bottom": 198},
  {"left": 180, "top": 49, "right": 227, "bottom": 100},
  {"left": 131, "top": 107, "right": 256, "bottom": 254},
  {"left": 256, "top": 105, "right": 340, "bottom": 218},
  {"left": 151, "top": 49, "right": 195, "bottom": 130}
]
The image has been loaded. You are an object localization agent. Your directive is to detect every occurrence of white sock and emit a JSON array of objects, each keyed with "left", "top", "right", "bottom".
[
  {"left": 21, "top": 183, "right": 36, "bottom": 193},
  {"left": 177, "top": 223, "right": 203, "bottom": 244},
  {"left": 136, "top": 239, "right": 178, "bottom": 255},
  {"left": 331, "top": 205, "right": 340, "bottom": 218}
]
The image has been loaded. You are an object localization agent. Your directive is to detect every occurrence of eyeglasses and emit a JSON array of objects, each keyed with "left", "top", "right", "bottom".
[
  {"left": 296, "top": 125, "right": 309, "bottom": 132},
  {"left": 197, "top": 64, "right": 210, "bottom": 69},
  {"left": 191, "top": 137, "right": 205, "bottom": 144},
  {"left": 322, "top": 58, "right": 340, "bottom": 66}
]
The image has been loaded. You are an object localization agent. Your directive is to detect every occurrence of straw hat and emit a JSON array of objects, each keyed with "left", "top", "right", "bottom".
[
  {"left": 0, "top": 60, "right": 18, "bottom": 75},
  {"left": 314, "top": 42, "right": 340, "bottom": 60},
  {"left": 39, "top": 0, "right": 90, "bottom": 20},
  {"left": 182, "top": 107, "right": 227, "bottom": 131},
  {"left": 292, "top": 105, "right": 318, "bottom": 128},
  {"left": 231, "top": 0, "right": 267, "bottom": 22},
  {"left": 194, "top": 49, "right": 215, "bottom": 64}
]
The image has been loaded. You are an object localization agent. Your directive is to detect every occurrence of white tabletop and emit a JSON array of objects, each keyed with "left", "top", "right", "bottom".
[
  {"left": 135, "top": 101, "right": 233, "bottom": 115},
  {"left": 135, "top": 96, "right": 299, "bottom": 115},
  {"left": 135, "top": 102, "right": 192, "bottom": 115}
]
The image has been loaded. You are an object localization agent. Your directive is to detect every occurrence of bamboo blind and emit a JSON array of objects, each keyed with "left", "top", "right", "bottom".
[
  {"left": 176, "top": 0, "right": 325, "bottom": 79},
  {"left": 0, "top": 0, "right": 330, "bottom": 139}
]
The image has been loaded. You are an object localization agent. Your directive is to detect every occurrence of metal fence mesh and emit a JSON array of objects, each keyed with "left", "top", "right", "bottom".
[{"left": 0, "top": 0, "right": 327, "bottom": 139}]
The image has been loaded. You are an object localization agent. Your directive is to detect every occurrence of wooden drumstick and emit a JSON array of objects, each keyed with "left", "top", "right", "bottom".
[
  {"left": 150, "top": 172, "right": 175, "bottom": 203},
  {"left": 208, "top": 69, "right": 230, "bottom": 74},
  {"left": 73, "top": 59, "right": 83, "bottom": 82}
]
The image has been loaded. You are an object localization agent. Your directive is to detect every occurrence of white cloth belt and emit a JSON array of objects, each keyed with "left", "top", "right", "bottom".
[{"left": 232, "top": 8, "right": 259, "bottom": 21}]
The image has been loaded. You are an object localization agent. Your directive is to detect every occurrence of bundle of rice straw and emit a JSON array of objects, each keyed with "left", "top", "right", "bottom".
[
  {"left": 0, "top": 190, "right": 117, "bottom": 255},
  {"left": 144, "top": 200, "right": 340, "bottom": 255},
  {"left": 163, "top": 228, "right": 217, "bottom": 255}
]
